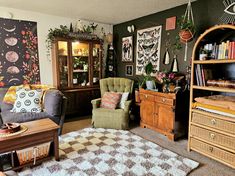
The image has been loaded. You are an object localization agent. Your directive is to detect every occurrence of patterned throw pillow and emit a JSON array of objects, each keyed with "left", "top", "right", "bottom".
[
  {"left": 118, "top": 92, "right": 129, "bottom": 109},
  {"left": 3, "top": 84, "right": 30, "bottom": 104},
  {"left": 100, "top": 92, "right": 122, "bottom": 109},
  {"left": 11, "top": 88, "right": 43, "bottom": 113}
]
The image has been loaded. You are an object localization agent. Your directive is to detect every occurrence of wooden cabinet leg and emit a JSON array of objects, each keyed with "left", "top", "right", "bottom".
[
  {"left": 53, "top": 131, "right": 59, "bottom": 161},
  {"left": 167, "top": 133, "right": 175, "bottom": 141}
]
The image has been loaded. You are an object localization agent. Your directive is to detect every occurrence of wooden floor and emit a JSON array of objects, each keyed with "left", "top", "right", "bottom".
[{"left": 62, "top": 116, "right": 92, "bottom": 134}]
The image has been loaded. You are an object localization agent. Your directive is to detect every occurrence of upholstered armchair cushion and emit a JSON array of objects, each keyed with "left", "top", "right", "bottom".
[{"left": 100, "top": 78, "right": 133, "bottom": 97}]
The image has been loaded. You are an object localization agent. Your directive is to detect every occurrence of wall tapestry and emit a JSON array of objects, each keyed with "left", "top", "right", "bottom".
[
  {"left": 0, "top": 18, "right": 40, "bottom": 87},
  {"left": 136, "top": 25, "right": 162, "bottom": 75},
  {"left": 122, "top": 36, "right": 133, "bottom": 62}
]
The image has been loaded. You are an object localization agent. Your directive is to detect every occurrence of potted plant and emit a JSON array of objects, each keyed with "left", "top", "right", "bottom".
[
  {"left": 178, "top": 15, "right": 195, "bottom": 43},
  {"left": 156, "top": 71, "right": 175, "bottom": 93},
  {"left": 144, "top": 62, "right": 156, "bottom": 90}
]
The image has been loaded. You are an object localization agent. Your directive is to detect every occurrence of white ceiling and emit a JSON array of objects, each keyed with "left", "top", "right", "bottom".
[{"left": 0, "top": 0, "right": 193, "bottom": 24}]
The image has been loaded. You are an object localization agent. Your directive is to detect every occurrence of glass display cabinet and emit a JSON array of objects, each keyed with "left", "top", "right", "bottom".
[{"left": 52, "top": 37, "right": 103, "bottom": 115}]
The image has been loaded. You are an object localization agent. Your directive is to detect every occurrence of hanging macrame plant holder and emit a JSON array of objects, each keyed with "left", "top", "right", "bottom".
[
  {"left": 179, "top": 0, "right": 195, "bottom": 61},
  {"left": 163, "top": 33, "right": 171, "bottom": 65}
]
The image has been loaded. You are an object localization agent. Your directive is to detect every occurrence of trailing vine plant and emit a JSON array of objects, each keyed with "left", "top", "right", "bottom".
[{"left": 46, "top": 25, "right": 70, "bottom": 56}]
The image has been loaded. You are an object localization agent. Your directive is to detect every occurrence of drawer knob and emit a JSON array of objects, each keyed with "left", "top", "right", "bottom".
[
  {"left": 162, "top": 98, "right": 166, "bottom": 102},
  {"left": 209, "top": 146, "right": 213, "bottom": 152},
  {"left": 210, "top": 133, "right": 215, "bottom": 139},
  {"left": 145, "top": 95, "right": 148, "bottom": 98},
  {"left": 211, "top": 119, "right": 216, "bottom": 125}
]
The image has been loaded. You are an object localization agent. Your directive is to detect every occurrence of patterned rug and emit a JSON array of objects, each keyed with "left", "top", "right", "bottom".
[{"left": 18, "top": 128, "right": 199, "bottom": 176}]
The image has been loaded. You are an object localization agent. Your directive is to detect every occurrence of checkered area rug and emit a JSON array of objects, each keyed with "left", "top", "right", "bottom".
[{"left": 18, "top": 128, "right": 199, "bottom": 176}]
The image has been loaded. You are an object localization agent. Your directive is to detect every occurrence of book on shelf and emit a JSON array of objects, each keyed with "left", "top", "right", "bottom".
[
  {"left": 201, "top": 40, "right": 235, "bottom": 60},
  {"left": 195, "top": 65, "right": 213, "bottom": 86}
]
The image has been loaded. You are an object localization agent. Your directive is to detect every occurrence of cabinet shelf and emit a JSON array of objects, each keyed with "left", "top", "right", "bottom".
[
  {"left": 194, "top": 59, "right": 235, "bottom": 64},
  {"left": 72, "top": 55, "right": 88, "bottom": 57},
  {"left": 58, "top": 54, "right": 68, "bottom": 57},
  {"left": 73, "top": 69, "right": 88, "bottom": 73},
  {"left": 192, "top": 85, "right": 235, "bottom": 93}
]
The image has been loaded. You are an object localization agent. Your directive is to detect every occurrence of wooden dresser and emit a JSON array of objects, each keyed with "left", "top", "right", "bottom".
[{"left": 139, "top": 88, "right": 188, "bottom": 140}]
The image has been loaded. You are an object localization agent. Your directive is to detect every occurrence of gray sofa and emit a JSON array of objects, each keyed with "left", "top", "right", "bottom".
[{"left": 0, "top": 88, "right": 67, "bottom": 135}]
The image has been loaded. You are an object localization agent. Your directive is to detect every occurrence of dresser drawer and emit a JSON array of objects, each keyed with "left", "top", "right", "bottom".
[
  {"left": 191, "top": 125, "right": 235, "bottom": 151},
  {"left": 155, "top": 96, "right": 174, "bottom": 106},
  {"left": 191, "top": 138, "right": 235, "bottom": 167},
  {"left": 192, "top": 112, "right": 235, "bottom": 134},
  {"left": 139, "top": 93, "right": 155, "bottom": 101}
]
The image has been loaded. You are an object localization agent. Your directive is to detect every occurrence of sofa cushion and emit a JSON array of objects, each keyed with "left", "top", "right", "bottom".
[
  {"left": 0, "top": 88, "right": 9, "bottom": 108},
  {"left": 11, "top": 88, "right": 43, "bottom": 113},
  {"left": 44, "top": 90, "right": 63, "bottom": 116},
  {"left": 100, "top": 92, "right": 122, "bottom": 109},
  {"left": 1, "top": 110, "right": 59, "bottom": 125}
]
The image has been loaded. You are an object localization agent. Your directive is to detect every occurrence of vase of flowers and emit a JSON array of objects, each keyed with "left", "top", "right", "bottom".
[{"left": 156, "top": 71, "right": 175, "bottom": 93}]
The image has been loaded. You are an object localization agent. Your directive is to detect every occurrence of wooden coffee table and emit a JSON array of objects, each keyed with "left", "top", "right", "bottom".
[{"left": 0, "top": 118, "right": 60, "bottom": 171}]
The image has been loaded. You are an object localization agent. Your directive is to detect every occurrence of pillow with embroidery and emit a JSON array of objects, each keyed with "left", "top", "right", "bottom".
[
  {"left": 11, "top": 88, "right": 43, "bottom": 113},
  {"left": 100, "top": 92, "right": 122, "bottom": 109}
]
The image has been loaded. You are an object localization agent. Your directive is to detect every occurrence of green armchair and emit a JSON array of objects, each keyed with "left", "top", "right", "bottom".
[{"left": 91, "top": 77, "right": 134, "bottom": 130}]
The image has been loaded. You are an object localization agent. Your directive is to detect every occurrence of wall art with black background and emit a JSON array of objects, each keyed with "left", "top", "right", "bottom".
[{"left": 0, "top": 18, "right": 40, "bottom": 87}]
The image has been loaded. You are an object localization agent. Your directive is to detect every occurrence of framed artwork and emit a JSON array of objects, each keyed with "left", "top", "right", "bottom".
[
  {"left": 0, "top": 18, "right": 40, "bottom": 87},
  {"left": 125, "top": 65, "right": 133, "bottom": 76},
  {"left": 122, "top": 36, "right": 133, "bottom": 62},
  {"left": 166, "top": 16, "right": 176, "bottom": 30},
  {"left": 136, "top": 25, "right": 162, "bottom": 75}
]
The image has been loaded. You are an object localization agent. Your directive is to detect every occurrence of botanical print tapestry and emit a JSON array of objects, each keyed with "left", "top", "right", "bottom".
[
  {"left": 136, "top": 25, "right": 162, "bottom": 75},
  {"left": 0, "top": 18, "right": 40, "bottom": 87}
]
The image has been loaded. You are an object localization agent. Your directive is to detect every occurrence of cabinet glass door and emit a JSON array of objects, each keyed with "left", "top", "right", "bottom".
[
  {"left": 72, "top": 41, "right": 89, "bottom": 87},
  {"left": 58, "top": 41, "right": 69, "bottom": 88},
  {"left": 92, "top": 44, "right": 101, "bottom": 85}
]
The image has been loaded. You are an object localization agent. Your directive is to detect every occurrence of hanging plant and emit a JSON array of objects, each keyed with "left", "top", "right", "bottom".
[
  {"left": 178, "top": 15, "right": 195, "bottom": 43},
  {"left": 46, "top": 25, "right": 70, "bottom": 55},
  {"left": 178, "top": 0, "right": 196, "bottom": 61},
  {"left": 178, "top": 0, "right": 195, "bottom": 44}
]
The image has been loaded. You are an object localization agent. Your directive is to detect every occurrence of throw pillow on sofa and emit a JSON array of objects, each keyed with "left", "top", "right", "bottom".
[
  {"left": 11, "top": 88, "right": 43, "bottom": 113},
  {"left": 100, "top": 92, "right": 122, "bottom": 109}
]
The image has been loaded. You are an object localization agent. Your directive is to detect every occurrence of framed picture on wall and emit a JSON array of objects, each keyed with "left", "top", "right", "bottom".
[
  {"left": 136, "top": 25, "right": 162, "bottom": 75},
  {"left": 125, "top": 65, "right": 133, "bottom": 76},
  {"left": 122, "top": 36, "right": 133, "bottom": 62}
]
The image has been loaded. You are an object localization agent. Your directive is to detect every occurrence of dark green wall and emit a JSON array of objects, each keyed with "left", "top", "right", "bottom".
[{"left": 113, "top": 0, "right": 225, "bottom": 78}]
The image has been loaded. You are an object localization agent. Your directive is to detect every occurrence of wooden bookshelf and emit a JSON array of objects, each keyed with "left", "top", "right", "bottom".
[{"left": 188, "top": 24, "right": 235, "bottom": 169}]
